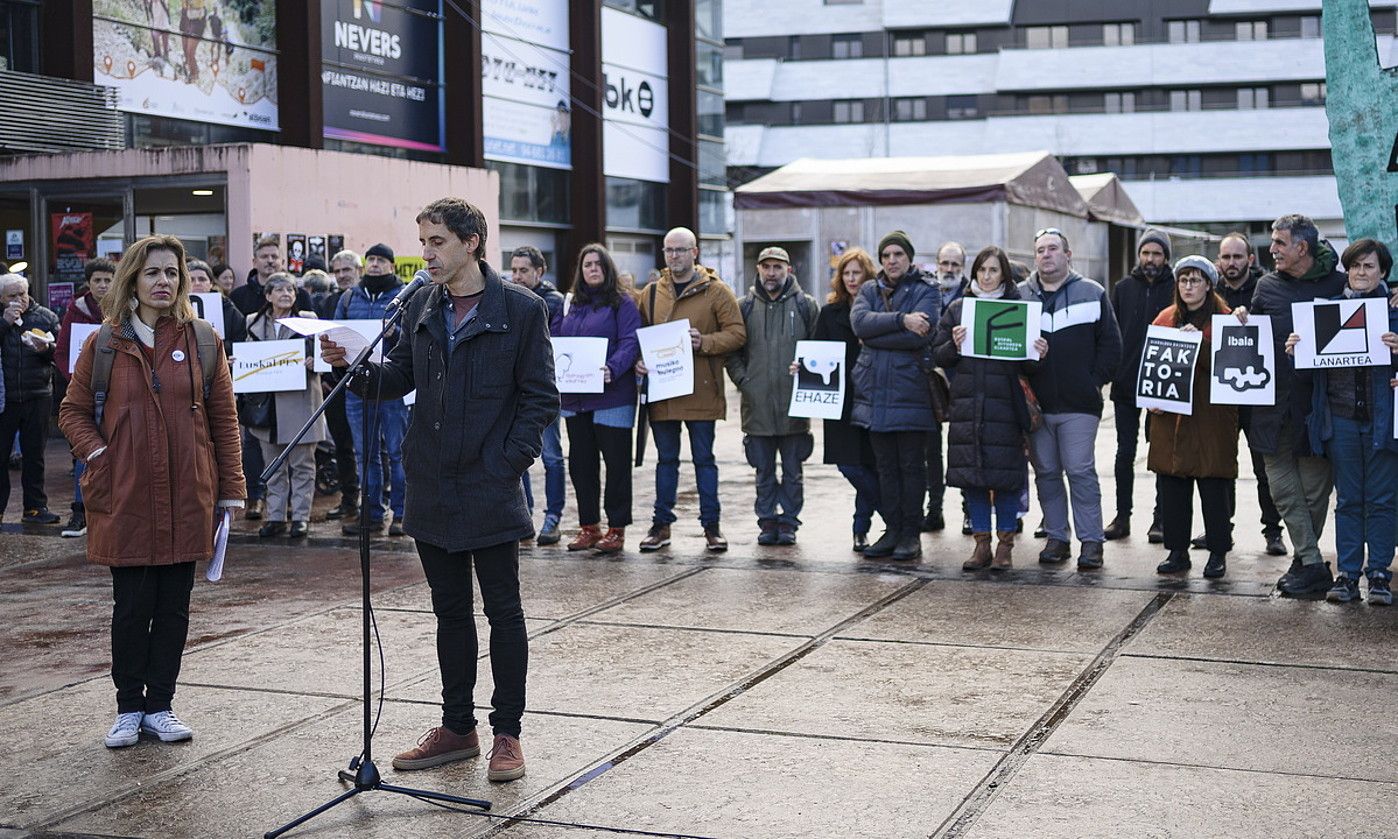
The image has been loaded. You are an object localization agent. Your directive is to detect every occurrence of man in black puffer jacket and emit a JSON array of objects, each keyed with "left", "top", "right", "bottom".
[
  {"left": 1105, "top": 229, "right": 1174, "bottom": 541},
  {"left": 1243, "top": 214, "right": 1347, "bottom": 598},
  {"left": 0, "top": 273, "right": 61, "bottom": 524}
]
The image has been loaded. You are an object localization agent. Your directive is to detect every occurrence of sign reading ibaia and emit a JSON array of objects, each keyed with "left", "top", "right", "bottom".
[
  {"left": 1290, "top": 298, "right": 1390, "bottom": 369},
  {"left": 1209, "top": 314, "right": 1275, "bottom": 407},
  {"left": 1136, "top": 325, "right": 1202, "bottom": 415},
  {"left": 958, "top": 299, "right": 1042, "bottom": 361}
]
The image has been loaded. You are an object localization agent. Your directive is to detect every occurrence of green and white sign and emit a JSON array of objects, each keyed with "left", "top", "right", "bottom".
[{"left": 958, "top": 299, "right": 1042, "bottom": 361}]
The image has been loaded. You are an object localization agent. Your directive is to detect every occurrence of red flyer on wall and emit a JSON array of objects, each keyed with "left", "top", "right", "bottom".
[{"left": 50, "top": 212, "right": 94, "bottom": 279}]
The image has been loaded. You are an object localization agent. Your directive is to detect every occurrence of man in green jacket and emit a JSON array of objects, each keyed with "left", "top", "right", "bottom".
[{"left": 726, "top": 247, "right": 819, "bottom": 545}]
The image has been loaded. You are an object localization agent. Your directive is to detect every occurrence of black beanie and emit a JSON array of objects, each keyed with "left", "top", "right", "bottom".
[
  {"left": 877, "top": 230, "right": 915, "bottom": 261},
  {"left": 366, "top": 242, "right": 395, "bottom": 262},
  {"left": 1138, "top": 229, "right": 1171, "bottom": 261}
]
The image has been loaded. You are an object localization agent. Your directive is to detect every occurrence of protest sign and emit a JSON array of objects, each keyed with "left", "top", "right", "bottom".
[
  {"left": 1291, "top": 298, "right": 1389, "bottom": 369},
  {"left": 229, "top": 339, "right": 306, "bottom": 393},
  {"left": 788, "top": 340, "right": 846, "bottom": 420},
  {"left": 637, "top": 318, "right": 694, "bottom": 402},
  {"left": 190, "top": 293, "right": 226, "bottom": 338},
  {"left": 1210, "top": 315, "right": 1275, "bottom": 406},
  {"left": 68, "top": 323, "right": 102, "bottom": 374},
  {"left": 1136, "top": 325, "right": 1203, "bottom": 415},
  {"left": 552, "top": 336, "right": 609, "bottom": 393},
  {"left": 959, "top": 299, "right": 1042, "bottom": 360}
]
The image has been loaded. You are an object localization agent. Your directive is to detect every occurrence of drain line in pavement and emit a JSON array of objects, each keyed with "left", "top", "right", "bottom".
[{"left": 931, "top": 590, "right": 1175, "bottom": 838}]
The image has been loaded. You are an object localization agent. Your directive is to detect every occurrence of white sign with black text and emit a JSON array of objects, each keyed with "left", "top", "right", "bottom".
[
  {"left": 552, "top": 336, "right": 609, "bottom": 394},
  {"left": 637, "top": 319, "right": 694, "bottom": 403},
  {"left": 229, "top": 340, "right": 306, "bottom": 394},
  {"left": 788, "top": 340, "right": 845, "bottom": 420},
  {"left": 1291, "top": 298, "right": 1390, "bottom": 369}
]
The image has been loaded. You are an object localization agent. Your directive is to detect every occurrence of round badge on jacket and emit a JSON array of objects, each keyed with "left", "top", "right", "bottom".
[{"left": 172, "top": 350, "right": 186, "bottom": 362}]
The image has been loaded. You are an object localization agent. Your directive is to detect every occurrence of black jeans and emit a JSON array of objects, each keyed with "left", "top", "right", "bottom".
[
  {"left": 924, "top": 421, "right": 945, "bottom": 514},
  {"left": 0, "top": 396, "right": 50, "bottom": 512},
  {"left": 1157, "top": 474, "right": 1231, "bottom": 553},
  {"left": 1112, "top": 403, "right": 1143, "bottom": 518},
  {"left": 417, "top": 540, "right": 528, "bottom": 738},
  {"left": 870, "top": 430, "right": 927, "bottom": 537},
  {"left": 110, "top": 562, "right": 196, "bottom": 714},
  {"left": 566, "top": 412, "right": 633, "bottom": 528},
  {"left": 323, "top": 387, "right": 360, "bottom": 502}
]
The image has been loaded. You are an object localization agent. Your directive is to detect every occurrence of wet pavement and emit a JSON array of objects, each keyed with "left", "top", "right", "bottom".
[{"left": 3, "top": 395, "right": 1396, "bottom": 838}]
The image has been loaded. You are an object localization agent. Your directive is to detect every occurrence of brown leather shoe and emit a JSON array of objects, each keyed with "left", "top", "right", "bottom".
[
  {"left": 244, "top": 498, "right": 264, "bottom": 521},
  {"left": 391, "top": 726, "right": 480, "bottom": 771},
  {"left": 487, "top": 733, "right": 525, "bottom": 781},
  {"left": 594, "top": 527, "right": 625, "bottom": 554},
  {"left": 703, "top": 526, "right": 728, "bottom": 553},
  {"left": 962, "top": 533, "right": 993, "bottom": 571},
  {"left": 638, "top": 524, "right": 670, "bottom": 552},
  {"left": 993, "top": 531, "right": 1015, "bottom": 569},
  {"left": 567, "top": 524, "right": 603, "bottom": 551}
]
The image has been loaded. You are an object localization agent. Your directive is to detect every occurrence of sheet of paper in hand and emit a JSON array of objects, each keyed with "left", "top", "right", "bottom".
[
  {"left": 637, "top": 318, "right": 695, "bottom": 403},
  {"left": 788, "top": 340, "right": 845, "bottom": 420},
  {"left": 1136, "top": 325, "right": 1203, "bottom": 415},
  {"left": 553, "top": 336, "right": 609, "bottom": 393}
]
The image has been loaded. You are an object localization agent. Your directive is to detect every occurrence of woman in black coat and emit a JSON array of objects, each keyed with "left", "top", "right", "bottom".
[
  {"left": 812, "top": 247, "right": 883, "bottom": 552},
  {"left": 932, "top": 246, "right": 1046, "bottom": 570}
]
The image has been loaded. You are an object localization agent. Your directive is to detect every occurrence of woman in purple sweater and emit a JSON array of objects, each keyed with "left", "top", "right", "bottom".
[{"left": 553, "top": 244, "right": 642, "bottom": 553}]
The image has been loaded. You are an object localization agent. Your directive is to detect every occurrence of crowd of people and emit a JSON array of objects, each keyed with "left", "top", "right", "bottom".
[{"left": 6, "top": 197, "right": 1395, "bottom": 780}]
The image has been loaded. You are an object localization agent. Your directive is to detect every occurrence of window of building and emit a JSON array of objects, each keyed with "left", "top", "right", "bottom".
[
  {"left": 788, "top": 35, "right": 802, "bottom": 59},
  {"left": 698, "top": 89, "right": 724, "bottom": 138},
  {"left": 946, "top": 32, "right": 977, "bottom": 54},
  {"left": 1168, "top": 19, "right": 1201, "bottom": 43},
  {"left": 1238, "top": 153, "right": 1273, "bottom": 174},
  {"left": 1235, "top": 20, "right": 1268, "bottom": 41},
  {"left": 791, "top": 102, "right": 804, "bottom": 123},
  {"left": 1237, "top": 87, "right": 1269, "bottom": 109},
  {"left": 1102, "top": 22, "right": 1135, "bottom": 47},
  {"left": 892, "top": 32, "right": 927, "bottom": 56},
  {"left": 1169, "top": 89, "right": 1202, "bottom": 111},
  {"left": 824, "top": 0, "right": 864, "bottom": 5},
  {"left": 606, "top": 177, "right": 665, "bottom": 232},
  {"left": 1104, "top": 92, "right": 1136, "bottom": 114},
  {"left": 946, "top": 95, "right": 979, "bottom": 119},
  {"left": 697, "top": 41, "right": 723, "bottom": 87},
  {"left": 833, "top": 34, "right": 864, "bottom": 59},
  {"left": 1027, "top": 94, "right": 1068, "bottom": 114},
  {"left": 695, "top": 0, "right": 721, "bottom": 41},
  {"left": 833, "top": 100, "right": 865, "bottom": 123},
  {"left": 1300, "top": 82, "right": 1327, "bottom": 104},
  {"left": 698, "top": 188, "right": 731, "bottom": 239},
  {"left": 1299, "top": 16, "right": 1320, "bottom": 39},
  {"left": 892, "top": 97, "right": 927, "bottom": 121},
  {"left": 1024, "top": 25, "right": 1069, "bottom": 49},
  {"left": 603, "top": 0, "right": 664, "bottom": 21},
  {"left": 1169, "top": 155, "right": 1202, "bottom": 177},
  {"left": 699, "top": 139, "right": 726, "bottom": 187},
  {"left": 0, "top": 0, "right": 40, "bottom": 73},
  {"left": 489, "top": 161, "right": 571, "bottom": 225}
]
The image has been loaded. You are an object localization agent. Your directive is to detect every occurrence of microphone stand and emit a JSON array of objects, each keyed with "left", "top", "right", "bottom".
[{"left": 261, "top": 301, "right": 491, "bottom": 838}]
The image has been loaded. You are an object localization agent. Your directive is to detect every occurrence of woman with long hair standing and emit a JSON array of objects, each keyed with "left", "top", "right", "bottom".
[
  {"left": 58, "top": 235, "right": 244, "bottom": 748},
  {"left": 812, "top": 247, "right": 883, "bottom": 552},
  {"left": 1149, "top": 256, "right": 1237, "bottom": 579},
  {"left": 554, "top": 244, "right": 642, "bottom": 553},
  {"left": 933, "top": 246, "right": 1046, "bottom": 570}
]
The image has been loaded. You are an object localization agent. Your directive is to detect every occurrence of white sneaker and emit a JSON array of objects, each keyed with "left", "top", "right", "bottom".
[
  {"left": 105, "top": 712, "right": 143, "bottom": 748},
  {"left": 140, "top": 710, "right": 193, "bottom": 742}
]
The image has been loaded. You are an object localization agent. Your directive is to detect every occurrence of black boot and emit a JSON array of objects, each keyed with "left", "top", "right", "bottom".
[
  {"left": 1103, "top": 515, "right": 1130, "bottom": 541},
  {"left": 1038, "top": 538, "right": 1071, "bottom": 565},
  {"left": 1277, "top": 561, "right": 1334, "bottom": 598},
  {"left": 1156, "top": 550, "right": 1191, "bottom": 574},
  {"left": 891, "top": 530, "right": 923, "bottom": 561},
  {"left": 1203, "top": 552, "right": 1226, "bottom": 579},
  {"left": 863, "top": 530, "right": 899, "bottom": 558}
]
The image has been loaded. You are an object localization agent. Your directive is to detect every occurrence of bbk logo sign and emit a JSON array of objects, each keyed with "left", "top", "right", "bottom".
[{"left": 604, "top": 71, "right": 655, "bottom": 120}]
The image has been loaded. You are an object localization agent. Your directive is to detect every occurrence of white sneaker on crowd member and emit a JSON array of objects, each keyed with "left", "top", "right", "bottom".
[
  {"left": 104, "top": 711, "right": 143, "bottom": 748},
  {"left": 140, "top": 710, "right": 194, "bottom": 742}
]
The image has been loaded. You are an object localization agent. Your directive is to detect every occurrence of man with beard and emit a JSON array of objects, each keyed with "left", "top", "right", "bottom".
[
  {"left": 1213, "top": 233, "right": 1286, "bottom": 557},
  {"left": 923, "top": 241, "right": 968, "bottom": 533},
  {"left": 1104, "top": 230, "right": 1174, "bottom": 542}
]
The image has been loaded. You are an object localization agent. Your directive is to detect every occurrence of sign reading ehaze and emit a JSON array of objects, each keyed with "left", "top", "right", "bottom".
[
  {"left": 788, "top": 340, "right": 845, "bottom": 420},
  {"left": 1291, "top": 298, "right": 1390, "bottom": 369},
  {"left": 1136, "top": 325, "right": 1203, "bottom": 415}
]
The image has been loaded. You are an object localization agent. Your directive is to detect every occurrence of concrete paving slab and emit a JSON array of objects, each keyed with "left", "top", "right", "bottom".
[
  {"left": 521, "top": 726, "right": 1000, "bottom": 839},
  {"left": 1042, "top": 656, "right": 1398, "bottom": 783},
  {"left": 391, "top": 623, "right": 803, "bottom": 723},
  {"left": 839, "top": 580, "right": 1154, "bottom": 653},
  {"left": 963, "top": 752, "right": 1398, "bottom": 839},
  {"left": 701, "top": 639, "right": 1090, "bottom": 749},
  {"left": 8, "top": 682, "right": 344, "bottom": 829},
  {"left": 1126, "top": 592, "right": 1398, "bottom": 672},
  {"left": 586, "top": 567, "right": 908, "bottom": 635},
  {"left": 372, "top": 558, "right": 691, "bottom": 620},
  {"left": 51, "top": 699, "right": 652, "bottom": 839}
]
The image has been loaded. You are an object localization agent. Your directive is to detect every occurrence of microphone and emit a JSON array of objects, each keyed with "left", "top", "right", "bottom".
[{"left": 387, "top": 269, "right": 431, "bottom": 312}]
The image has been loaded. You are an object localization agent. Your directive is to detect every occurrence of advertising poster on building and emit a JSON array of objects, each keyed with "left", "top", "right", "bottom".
[
  {"left": 1136, "top": 325, "right": 1203, "bottom": 415},
  {"left": 481, "top": 0, "right": 572, "bottom": 170},
  {"left": 321, "top": 0, "right": 445, "bottom": 152},
  {"left": 48, "top": 283, "right": 76, "bottom": 316},
  {"left": 788, "top": 340, "right": 845, "bottom": 420},
  {"left": 50, "top": 212, "right": 94, "bottom": 279},
  {"left": 1209, "top": 314, "right": 1275, "bottom": 406},
  {"left": 229, "top": 339, "right": 306, "bottom": 393},
  {"left": 1290, "top": 298, "right": 1390, "bottom": 369},
  {"left": 637, "top": 319, "right": 694, "bottom": 403},
  {"left": 308, "top": 235, "right": 327, "bottom": 262},
  {"left": 958, "top": 299, "right": 1043, "bottom": 361},
  {"left": 286, "top": 234, "right": 306, "bottom": 274},
  {"left": 601, "top": 6, "right": 670, "bottom": 184},
  {"left": 5, "top": 229, "right": 22, "bottom": 261},
  {"left": 190, "top": 292, "right": 227, "bottom": 337},
  {"left": 328, "top": 235, "right": 345, "bottom": 256},
  {"left": 93, "top": 0, "right": 279, "bottom": 131},
  {"left": 552, "top": 337, "right": 608, "bottom": 394}
]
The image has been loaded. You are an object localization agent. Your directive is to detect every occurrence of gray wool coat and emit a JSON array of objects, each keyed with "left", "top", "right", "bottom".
[{"left": 243, "top": 311, "right": 327, "bottom": 446}]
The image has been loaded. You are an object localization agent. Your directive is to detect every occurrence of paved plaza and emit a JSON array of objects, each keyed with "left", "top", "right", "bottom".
[{"left": 3, "top": 396, "right": 1396, "bottom": 839}]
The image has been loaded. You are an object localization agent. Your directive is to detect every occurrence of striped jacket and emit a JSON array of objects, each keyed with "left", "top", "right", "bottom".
[{"left": 1018, "top": 271, "right": 1122, "bottom": 417}]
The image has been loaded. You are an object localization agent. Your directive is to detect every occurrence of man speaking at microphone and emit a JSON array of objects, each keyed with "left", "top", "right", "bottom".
[{"left": 321, "top": 198, "right": 558, "bottom": 782}]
